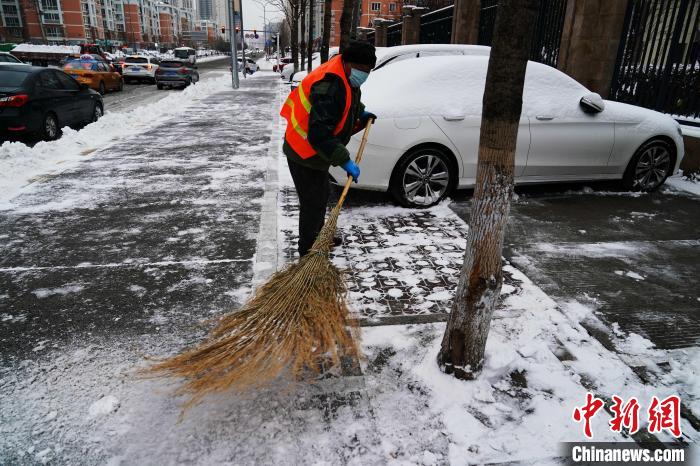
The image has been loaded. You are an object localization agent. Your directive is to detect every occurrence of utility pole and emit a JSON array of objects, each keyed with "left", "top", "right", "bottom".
[
  {"left": 239, "top": 0, "right": 246, "bottom": 79},
  {"left": 227, "top": 0, "right": 239, "bottom": 88}
]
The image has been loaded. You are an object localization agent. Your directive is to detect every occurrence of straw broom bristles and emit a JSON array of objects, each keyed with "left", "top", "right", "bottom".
[{"left": 146, "top": 122, "right": 373, "bottom": 409}]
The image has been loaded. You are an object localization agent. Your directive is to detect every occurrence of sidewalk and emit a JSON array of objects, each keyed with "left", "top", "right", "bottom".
[{"left": 1, "top": 74, "right": 698, "bottom": 465}]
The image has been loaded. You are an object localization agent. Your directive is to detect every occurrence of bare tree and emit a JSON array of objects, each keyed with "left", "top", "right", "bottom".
[
  {"left": 307, "top": 0, "right": 314, "bottom": 72},
  {"left": 271, "top": 0, "right": 301, "bottom": 70},
  {"left": 300, "top": 0, "right": 307, "bottom": 69},
  {"left": 320, "top": 0, "right": 332, "bottom": 62},
  {"left": 339, "top": 0, "right": 355, "bottom": 51},
  {"left": 437, "top": 0, "right": 539, "bottom": 380}
]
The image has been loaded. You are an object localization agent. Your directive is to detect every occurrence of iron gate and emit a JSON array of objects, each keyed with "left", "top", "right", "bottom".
[
  {"left": 366, "top": 30, "right": 375, "bottom": 45},
  {"left": 387, "top": 21, "right": 402, "bottom": 46},
  {"left": 477, "top": 0, "right": 567, "bottom": 67},
  {"left": 610, "top": 0, "right": 700, "bottom": 119},
  {"left": 419, "top": 5, "right": 453, "bottom": 44}
]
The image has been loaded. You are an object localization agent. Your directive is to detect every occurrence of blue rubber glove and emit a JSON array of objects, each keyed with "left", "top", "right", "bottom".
[
  {"left": 360, "top": 110, "right": 377, "bottom": 126},
  {"left": 341, "top": 159, "right": 361, "bottom": 183}
]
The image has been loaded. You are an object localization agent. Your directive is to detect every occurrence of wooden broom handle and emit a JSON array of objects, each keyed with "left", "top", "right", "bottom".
[{"left": 335, "top": 119, "right": 373, "bottom": 208}]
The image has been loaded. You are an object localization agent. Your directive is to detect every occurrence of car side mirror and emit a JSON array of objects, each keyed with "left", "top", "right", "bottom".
[{"left": 580, "top": 93, "right": 605, "bottom": 113}]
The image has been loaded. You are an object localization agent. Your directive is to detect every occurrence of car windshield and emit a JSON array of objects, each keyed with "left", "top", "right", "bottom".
[
  {"left": 127, "top": 57, "right": 148, "bottom": 64},
  {"left": 0, "top": 54, "right": 21, "bottom": 63},
  {"left": 174, "top": 50, "right": 190, "bottom": 59},
  {"left": 65, "top": 61, "right": 99, "bottom": 71},
  {"left": 160, "top": 61, "right": 183, "bottom": 68},
  {"left": 0, "top": 68, "right": 30, "bottom": 89}
]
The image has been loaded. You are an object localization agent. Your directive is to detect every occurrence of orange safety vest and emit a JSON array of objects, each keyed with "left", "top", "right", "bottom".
[{"left": 280, "top": 55, "right": 352, "bottom": 159}]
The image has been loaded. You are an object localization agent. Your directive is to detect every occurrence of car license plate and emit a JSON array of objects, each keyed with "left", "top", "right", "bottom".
[{"left": 132, "top": 68, "right": 141, "bottom": 72}]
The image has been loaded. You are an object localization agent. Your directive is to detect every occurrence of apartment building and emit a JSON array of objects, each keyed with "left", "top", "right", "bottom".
[
  {"left": 0, "top": 0, "right": 195, "bottom": 47},
  {"left": 360, "top": 0, "right": 401, "bottom": 28}
]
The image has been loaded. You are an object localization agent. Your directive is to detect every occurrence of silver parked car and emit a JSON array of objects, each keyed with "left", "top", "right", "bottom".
[{"left": 329, "top": 55, "right": 684, "bottom": 207}]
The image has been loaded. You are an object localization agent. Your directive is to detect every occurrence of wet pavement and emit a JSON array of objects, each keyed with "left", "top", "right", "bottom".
[
  {"left": 451, "top": 182, "right": 700, "bottom": 350},
  {"left": 0, "top": 76, "right": 277, "bottom": 358}
]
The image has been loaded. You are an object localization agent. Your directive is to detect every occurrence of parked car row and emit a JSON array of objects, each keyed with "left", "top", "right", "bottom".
[{"left": 1, "top": 64, "right": 104, "bottom": 141}]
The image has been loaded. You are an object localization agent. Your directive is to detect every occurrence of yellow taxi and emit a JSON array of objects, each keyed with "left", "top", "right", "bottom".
[{"left": 63, "top": 56, "right": 123, "bottom": 94}]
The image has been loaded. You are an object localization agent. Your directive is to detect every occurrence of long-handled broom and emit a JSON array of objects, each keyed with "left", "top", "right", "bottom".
[{"left": 148, "top": 120, "right": 374, "bottom": 407}]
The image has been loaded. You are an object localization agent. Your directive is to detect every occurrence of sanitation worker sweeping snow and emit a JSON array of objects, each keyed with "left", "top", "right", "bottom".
[
  {"left": 282, "top": 40, "right": 378, "bottom": 256},
  {"left": 148, "top": 41, "right": 378, "bottom": 407}
]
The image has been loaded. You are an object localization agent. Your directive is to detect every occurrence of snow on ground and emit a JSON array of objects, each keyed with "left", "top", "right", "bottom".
[
  {"left": 256, "top": 57, "right": 277, "bottom": 72},
  {"left": 0, "top": 74, "right": 232, "bottom": 208},
  {"left": 271, "top": 75, "right": 698, "bottom": 462},
  {"left": 666, "top": 173, "right": 700, "bottom": 196},
  {"left": 195, "top": 54, "right": 229, "bottom": 64}
]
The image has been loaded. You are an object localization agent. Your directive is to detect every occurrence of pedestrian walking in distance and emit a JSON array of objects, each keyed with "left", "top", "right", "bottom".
[{"left": 281, "top": 40, "right": 377, "bottom": 256}]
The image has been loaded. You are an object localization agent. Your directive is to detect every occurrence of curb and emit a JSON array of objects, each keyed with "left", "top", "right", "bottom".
[{"left": 252, "top": 85, "right": 282, "bottom": 287}]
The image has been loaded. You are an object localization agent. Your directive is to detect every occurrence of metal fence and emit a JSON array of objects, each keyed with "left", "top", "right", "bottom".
[
  {"left": 477, "top": 0, "right": 499, "bottom": 47},
  {"left": 366, "top": 30, "right": 375, "bottom": 46},
  {"left": 610, "top": 0, "right": 700, "bottom": 120},
  {"left": 477, "top": 0, "right": 567, "bottom": 67},
  {"left": 419, "top": 5, "right": 453, "bottom": 44},
  {"left": 529, "top": 0, "right": 568, "bottom": 67},
  {"left": 387, "top": 21, "right": 402, "bottom": 47}
]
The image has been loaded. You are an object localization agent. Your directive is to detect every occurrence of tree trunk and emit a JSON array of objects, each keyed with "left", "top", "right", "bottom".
[
  {"left": 351, "top": 0, "right": 360, "bottom": 38},
  {"left": 339, "top": 0, "right": 355, "bottom": 52},
  {"left": 300, "top": 0, "right": 307, "bottom": 69},
  {"left": 320, "top": 0, "right": 332, "bottom": 62},
  {"left": 290, "top": 7, "right": 299, "bottom": 72},
  {"left": 437, "top": 0, "right": 539, "bottom": 380},
  {"left": 307, "top": 0, "right": 314, "bottom": 72}
]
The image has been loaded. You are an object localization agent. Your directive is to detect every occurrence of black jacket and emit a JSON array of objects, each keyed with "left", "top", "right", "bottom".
[{"left": 284, "top": 73, "right": 365, "bottom": 171}]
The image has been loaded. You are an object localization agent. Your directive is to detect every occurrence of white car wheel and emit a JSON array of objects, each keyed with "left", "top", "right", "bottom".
[
  {"left": 622, "top": 139, "right": 673, "bottom": 192},
  {"left": 391, "top": 147, "right": 455, "bottom": 208}
]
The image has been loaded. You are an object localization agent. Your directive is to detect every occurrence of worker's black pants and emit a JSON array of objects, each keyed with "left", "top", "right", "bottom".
[{"left": 287, "top": 158, "right": 330, "bottom": 257}]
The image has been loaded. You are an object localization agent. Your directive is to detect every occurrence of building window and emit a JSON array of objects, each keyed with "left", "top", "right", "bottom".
[
  {"left": 43, "top": 12, "right": 61, "bottom": 23},
  {"left": 389, "top": 2, "right": 396, "bottom": 11},
  {"left": 5, "top": 16, "right": 20, "bottom": 26},
  {"left": 370, "top": 2, "right": 380, "bottom": 11},
  {"left": 45, "top": 26, "right": 63, "bottom": 38},
  {"left": 41, "top": 0, "right": 58, "bottom": 9}
]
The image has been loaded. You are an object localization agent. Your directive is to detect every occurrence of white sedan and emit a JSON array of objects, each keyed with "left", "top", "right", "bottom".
[{"left": 330, "top": 55, "right": 684, "bottom": 207}]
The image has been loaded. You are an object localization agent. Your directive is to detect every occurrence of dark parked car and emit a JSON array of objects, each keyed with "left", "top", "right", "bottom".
[
  {"left": 0, "top": 64, "right": 103, "bottom": 141},
  {"left": 155, "top": 60, "right": 199, "bottom": 89}
]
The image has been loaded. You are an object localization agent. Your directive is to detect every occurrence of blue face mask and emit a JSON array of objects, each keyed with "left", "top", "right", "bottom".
[{"left": 349, "top": 68, "right": 369, "bottom": 88}]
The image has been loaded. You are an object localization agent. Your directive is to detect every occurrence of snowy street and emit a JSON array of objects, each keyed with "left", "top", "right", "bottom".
[
  {"left": 101, "top": 57, "right": 230, "bottom": 114},
  {"left": 1, "top": 67, "right": 699, "bottom": 464}
]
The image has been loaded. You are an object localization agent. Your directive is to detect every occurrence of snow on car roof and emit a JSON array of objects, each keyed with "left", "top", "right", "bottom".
[
  {"left": 375, "top": 43, "right": 490, "bottom": 64},
  {"left": 11, "top": 43, "right": 81, "bottom": 54},
  {"left": 362, "top": 55, "right": 588, "bottom": 119}
]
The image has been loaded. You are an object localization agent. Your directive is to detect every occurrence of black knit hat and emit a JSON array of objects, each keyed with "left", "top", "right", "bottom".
[{"left": 342, "top": 40, "right": 377, "bottom": 68}]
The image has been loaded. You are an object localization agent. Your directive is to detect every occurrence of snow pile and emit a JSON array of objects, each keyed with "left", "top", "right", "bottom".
[
  {"left": 0, "top": 74, "right": 231, "bottom": 207},
  {"left": 88, "top": 395, "right": 120, "bottom": 418},
  {"left": 666, "top": 173, "right": 700, "bottom": 196},
  {"left": 362, "top": 55, "right": 587, "bottom": 119},
  {"left": 11, "top": 43, "right": 80, "bottom": 54}
]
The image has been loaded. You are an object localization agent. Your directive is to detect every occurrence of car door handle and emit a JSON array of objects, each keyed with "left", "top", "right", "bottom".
[
  {"left": 536, "top": 115, "right": 555, "bottom": 121},
  {"left": 443, "top": 115, "right": 465, "bottom": 121}
]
